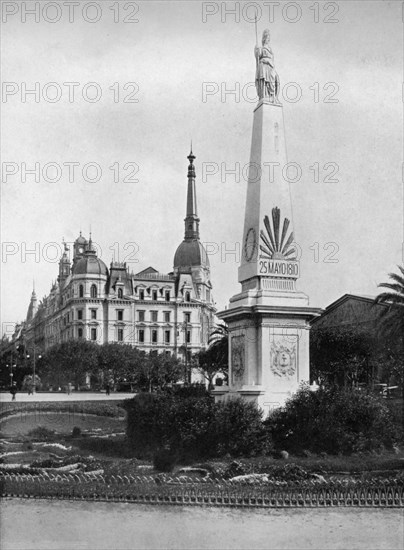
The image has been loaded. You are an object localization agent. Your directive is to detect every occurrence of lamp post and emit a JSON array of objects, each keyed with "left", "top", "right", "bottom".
[
  {"left": 27, "top": 347, "right": 42, "bottom": 393},
  {"left": 6, "top": 363, "right": 16, "bottom": 387},
  {"left": 182, "top": 321, "right": 190, "bottom": 384}
]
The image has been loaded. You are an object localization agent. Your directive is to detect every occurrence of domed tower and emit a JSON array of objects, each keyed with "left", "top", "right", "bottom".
[
  {"left": 174, "top": 150, "right": 210, "bottom": 281},
  {"left": 72, "top": 235, "right": 108, "bottom": 280},
  {"left": 72, "top": 232, "right": 88, "bottom": 265},
  {"left": 173, "top": 150, "right": 213, "bottom": 306},
  {"left": 70, "top": 234, "right": 109, "bottom": 345}
]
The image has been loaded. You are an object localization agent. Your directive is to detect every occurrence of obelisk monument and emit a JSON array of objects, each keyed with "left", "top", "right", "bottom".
[{"left": 216, "top": 30, "right": 322, "bottom": 414}]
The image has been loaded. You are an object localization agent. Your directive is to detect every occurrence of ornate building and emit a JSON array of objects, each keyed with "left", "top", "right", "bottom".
[{"left": 22, "top": 151, "right": 216, "bottom": 363}]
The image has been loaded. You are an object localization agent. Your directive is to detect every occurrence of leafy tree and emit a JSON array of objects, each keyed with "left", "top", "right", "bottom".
[
  {"left": 310, "top": 326, "right": 374, "bottom": 387},
  {"left": 136, "top": 352, "right": 183, "bottom": 392},
  {"left": 41, "top": 340, "right": 99, "bottom": 389},
  {"left": 98, "top": 343, "right": 145, "bottom": 389}
]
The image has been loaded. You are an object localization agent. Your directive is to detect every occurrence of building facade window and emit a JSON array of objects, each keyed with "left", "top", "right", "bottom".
[
  {"left": 139, "top": 289, "right": 145, "bottom": 300},
  {"left": 117, "top": 310, "right": 123, "bottom": 321},
  {"left": 164, "top": 311, "right": 171, "bottom": 323},
  {"left": 164, "top": 330, "right": 171, "bottom": 344},
  {"left": 77, "top": 309, "right": 83, "bottom": 320},
  {"left": 91, "top": 309, "right": 97, "bottom": 320},
  {"left": 165, "top": 291, "right": 170, "bottom": 302},
  {"left": 151, "top": 329, "right": 158, "bottom": 344},
  {"left": 79, "top": 284, "right": 84, "bottom": 298},
  {"left": 138, "top": 329, "right": 145, "bottom": 343},
  {"left": 118, "top": 328, "right": 123, "bottom": 342},
  {"left": 138, "top": 310, "right": 145, "bottom": 322},
  {"left": 78, "top": 328, "right": 83, "bottom": 338},
  {"left": 185, "top": 291, "right": 191, "bottom": 302},
  {"left": 151, "top": 311, "right": 158, "bottom": 322},
  {"left": 91, "top": 328, "right": 97, "bottom": 341},
  {"left": 186, "top": 330, "right": 191, "bottom": 343},
  {"left": 184, "top": 312, "right": 191, "bottom": 323},
  {"left": 117, "top": 288, "right": 123, "bottom": 299},
  {"left": 152, "top": 290, "right": 158, "bottom": 301},
  {"left": 91, "top": 284, "right": 97, "bottom": 298}
]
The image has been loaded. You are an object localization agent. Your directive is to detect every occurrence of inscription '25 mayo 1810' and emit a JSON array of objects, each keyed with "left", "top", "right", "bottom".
[{"left": 259, "top": 259, "right": 299, "bottom": 278}]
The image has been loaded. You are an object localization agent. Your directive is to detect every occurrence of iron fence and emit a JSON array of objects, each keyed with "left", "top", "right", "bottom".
[{"left": 1, "top": 472, "right": 403, "bottom": 507}]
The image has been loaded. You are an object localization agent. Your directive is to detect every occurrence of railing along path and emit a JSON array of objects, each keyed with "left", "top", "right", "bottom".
[{"left": 1, "top": 472, "right": 403, "bottom": 508}]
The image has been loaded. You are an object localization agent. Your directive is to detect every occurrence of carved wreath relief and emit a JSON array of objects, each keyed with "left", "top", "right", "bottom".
[
  {"left": 231, "top": 335, "right": 245, "bottom": 385},
  {"left": 270, "top": 339, "right": 297, "bottom": 378}
]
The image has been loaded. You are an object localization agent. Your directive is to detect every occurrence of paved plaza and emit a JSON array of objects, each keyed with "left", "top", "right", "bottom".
[{"left": 2, "top": 500, "right": 403, "bottom": 550}]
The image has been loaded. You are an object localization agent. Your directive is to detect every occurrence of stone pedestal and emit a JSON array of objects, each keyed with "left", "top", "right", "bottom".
[{"left": 217, "top": 98, "right": 322, "bottom": 417}]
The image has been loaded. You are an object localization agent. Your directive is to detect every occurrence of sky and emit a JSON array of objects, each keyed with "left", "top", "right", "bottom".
[{"left": 1, "top": 0, "right": 403, "bottom": 336}]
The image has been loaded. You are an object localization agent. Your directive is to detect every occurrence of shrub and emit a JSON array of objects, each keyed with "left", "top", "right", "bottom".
[
  {"left": 223, "top": 460, "right": 247, "bottom": 478},
  {"left": 124, "top": 392, "right": 216, "bottom": 459},
  {"left": 214, "top": 398, "right": 266, "bottom": 457},
  {"left": 125, "top": 393, "right": 266, "bottom": 460},
  {"left": 153, "top": 447, "right": 177, "bottom": 472},
  {"left": 124, "top": 393, "right": 170, "bottom": 456},
  {"left": 27, "top": 426, "right": 56, "bottom": 441},
  {"left": 266, "top": 386, "right": 398, "bottom": 455},
  {"left": 72, "top": 426, "right": 81, "bottom": 438}
]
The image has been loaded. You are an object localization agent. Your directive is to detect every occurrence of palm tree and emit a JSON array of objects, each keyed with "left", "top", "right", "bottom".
[
  {"left": 375, "top": 265, "right": 404, "bottom": 338},
  {"left": 196, "top": 323, "right": 229, "bottom": 389},
  {"left": 208, "top": 323, "right": 229, "bottom": 346},
  {"left": 374, "top": 265, "right": 404, "bottom": 399}
]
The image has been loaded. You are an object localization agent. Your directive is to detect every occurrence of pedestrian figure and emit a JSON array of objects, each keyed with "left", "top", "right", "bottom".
[
  {"left": 105, "top": 383, "right": 110, "bottom": 396},
  {"left": 10, "top": 383, "right": 17, "bottom": 401}
]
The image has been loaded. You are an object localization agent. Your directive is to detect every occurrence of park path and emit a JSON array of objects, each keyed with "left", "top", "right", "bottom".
[{"left": 0, "top": 392, "right": 135, "bottom": 403}]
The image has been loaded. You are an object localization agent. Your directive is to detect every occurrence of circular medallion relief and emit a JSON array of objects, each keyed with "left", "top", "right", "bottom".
[{"left": 244, "top": 227, "right": 257, "bottom": 262}]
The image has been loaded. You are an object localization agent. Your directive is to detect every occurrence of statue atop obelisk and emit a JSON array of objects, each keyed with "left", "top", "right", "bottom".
[
  {"left": 215, "top": 31, "right": 322, "bottom": 413},
  {"left": 254, "top": 29, "right": 280, "bottom": 103}
]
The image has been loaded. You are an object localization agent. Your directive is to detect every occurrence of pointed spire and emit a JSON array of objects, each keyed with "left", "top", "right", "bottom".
[
  {"left": 187, "top": 147, "right": 196, "bottom": 176},
  {"left": 86, "top": 231, "right": 96, "bottom": 255},
  {"left": 185, "top": 149, "right": 199, "bottom": 240}
]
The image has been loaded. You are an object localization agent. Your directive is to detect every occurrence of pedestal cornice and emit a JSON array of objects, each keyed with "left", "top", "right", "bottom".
[{"left": 218, "top": 304, "right": 323, "bottom": 324}]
